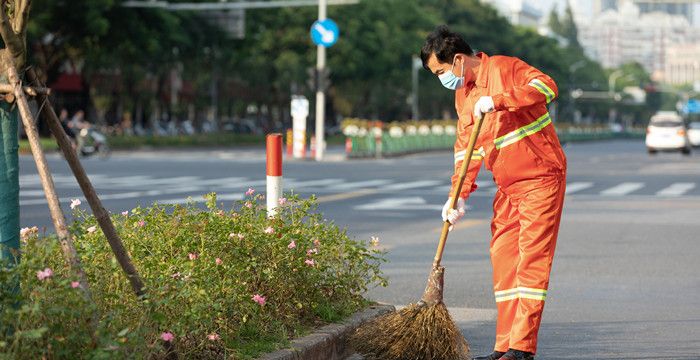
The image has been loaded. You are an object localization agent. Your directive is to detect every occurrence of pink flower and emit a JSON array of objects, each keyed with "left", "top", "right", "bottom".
[
  {"left": 238, "top": 233, "right": 245, "bottom": 240},
  {"left": 207, "top": 333, "right": 220, "bottom": 341},
  {"left": 228, "top": 232, "right": 238, "bottom": 239},
  {"left": 171, "top": 272, "right": 181, "bottom": 279},
  {"left": 160, "top": 332, "right": 174, "bottom": 342},
  {"left": 20, "top": 226, "right": 38, "bottom": 239},
  {"left": 188, "top": 253, "right": 198, "bottom": 261},
  {"left": 137, "top": 220, "right": 146, "bottom": 227},
  {"left": 70, "top": 198, "right": 81, "bottom": 209},
  {"left": 305, "top": 259, "right": 315, "bottom": 267},
  {"left": 252, "top": 294, "right": 266, "bottom": 306},
  {"left": 288, "top": 241, "right": 296, "bottom": 249},
  {"left": 264, "top": 226, "right": 274, "bottom": 234},
  {"left": 36, "top": 268, "right": 53, "bottom": 280},
  {"left": 245, "top": 188, "right": 255, "bottom": 196},
  {"left": 215, "top": 258, "right": 223, "bottom": 265},
  {"left": 71, "top": 281, "right": 80, "bottom": 288},
  {"left": 121, "top": 211, "right": 129, "bottom": 216},
  {"left": 87, "top": 225, "right": 97, "bottom": 234},
  {"left": 370, "top": 236, "right": 380, "bottom": 247},
  {"left": 306, "top": 248, "right": 318, "bottom": 256},
  {"left": 244, "top": 201, "right": 253, "bottom": 208},
  {"left": 313, "top": 239, "right": 321, "bottom": 247},
  {"left": 278, "top": 197, "right": 287, "bottom": 206}
]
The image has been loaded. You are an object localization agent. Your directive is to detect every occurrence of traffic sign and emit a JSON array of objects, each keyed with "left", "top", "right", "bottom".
[
  {"left": 685, "top": 99, "right": 700, "bottom": 114},
  {"left": 310, "top": 18, "right": 338, "bottom": 47}
]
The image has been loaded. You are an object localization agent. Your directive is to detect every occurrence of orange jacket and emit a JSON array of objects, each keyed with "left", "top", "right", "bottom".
[{"left": 451, "top": 53, "right": 567, "bottom": 200}]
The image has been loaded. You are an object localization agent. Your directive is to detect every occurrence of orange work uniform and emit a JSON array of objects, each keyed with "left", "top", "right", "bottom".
[{"left": 450, "top": 52, "right": 566, "bottom": 354}]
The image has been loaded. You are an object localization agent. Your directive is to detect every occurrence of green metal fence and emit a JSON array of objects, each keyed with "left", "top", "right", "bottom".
[{"left": 347, "top": 128, "right": 645, "bottom": 158}]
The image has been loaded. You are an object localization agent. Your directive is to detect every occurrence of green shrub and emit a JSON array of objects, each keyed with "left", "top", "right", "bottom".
[{"left": 0, "top": 193, "right": 386, "bottom": 359}]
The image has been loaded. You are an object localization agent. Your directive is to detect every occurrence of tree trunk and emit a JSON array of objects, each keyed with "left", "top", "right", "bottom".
[
  {"left": 0, "top": 101, "right": 19, "bottom": 265},
  {"left": 0, "top": 0, "right": 30, "bottom": 278}
]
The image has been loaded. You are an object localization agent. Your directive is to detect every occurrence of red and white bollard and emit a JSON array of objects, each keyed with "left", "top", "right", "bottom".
[{"left": 266, "top": 134, "right": 283, "bottom": 216}]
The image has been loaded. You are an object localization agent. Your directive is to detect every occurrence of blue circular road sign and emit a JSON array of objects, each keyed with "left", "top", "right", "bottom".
[{"left": 310, "top": 18, "right": 339, "bottom": 47}]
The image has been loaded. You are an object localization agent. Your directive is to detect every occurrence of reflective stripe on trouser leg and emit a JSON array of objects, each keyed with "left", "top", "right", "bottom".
[
  {"left": 490, "top": 189, "right": 521, "bottom": 353},
  {"left": 508, "top": 177, "right": 566, "bottom": 354}
]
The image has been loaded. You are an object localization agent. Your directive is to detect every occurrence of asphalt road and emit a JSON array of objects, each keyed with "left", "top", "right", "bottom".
[{"left": 18, "top": 140, "right": 700, "bottom": 359}]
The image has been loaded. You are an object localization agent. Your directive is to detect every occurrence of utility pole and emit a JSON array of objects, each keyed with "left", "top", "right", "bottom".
[
  {"left": 412, "top": 56, "right": 421, "bottom": 120},
  {"left": 315, "top": 0, "right": 327, "bottom": 161}
]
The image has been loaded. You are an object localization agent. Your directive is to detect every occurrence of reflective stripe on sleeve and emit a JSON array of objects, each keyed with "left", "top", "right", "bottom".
[
  {"left": 528, "top": 79, "right": 555, "bottom": 103},
  {"left": 454, "top": 147, "right": 485, "bottom": 163},
  {"left": 494, "top": 113, "right": 552, "bottom": 150}
]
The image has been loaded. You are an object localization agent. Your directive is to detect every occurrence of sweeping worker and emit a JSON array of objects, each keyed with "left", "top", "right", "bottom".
[{"left": 420, "top": 25, "right": 567, "bottom": 360}]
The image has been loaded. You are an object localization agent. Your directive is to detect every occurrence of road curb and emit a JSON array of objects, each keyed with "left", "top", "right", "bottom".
[{"left": 258, "top": 303, "right": 395, "bottom": 360}]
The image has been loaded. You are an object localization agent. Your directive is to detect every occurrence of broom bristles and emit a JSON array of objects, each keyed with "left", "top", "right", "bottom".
[{"left": 350, "top": 303, "right": 470, "bottom": 360}]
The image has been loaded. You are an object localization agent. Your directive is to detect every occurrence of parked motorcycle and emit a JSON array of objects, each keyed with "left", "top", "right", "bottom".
[{"left": 77, "top": 127, "right": 111, "bottom": 158}]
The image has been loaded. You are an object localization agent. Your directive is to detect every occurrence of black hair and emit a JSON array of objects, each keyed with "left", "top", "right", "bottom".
[{"left": 420, "top": 25, "right": 473, "bottom": 71}]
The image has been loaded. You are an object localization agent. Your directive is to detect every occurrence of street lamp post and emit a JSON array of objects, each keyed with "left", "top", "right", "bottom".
[
  {"left": 568, "top": 60, "right": 586, "bottom": 124},
  {"left": 412, "top": 56, "right": 421, "bottom": 120},
  {"left": 608, "top": 70, "right": 625, "bottom": 99},
  {"left": 315, "top": 0, "right": 326, "bottom": 161}
]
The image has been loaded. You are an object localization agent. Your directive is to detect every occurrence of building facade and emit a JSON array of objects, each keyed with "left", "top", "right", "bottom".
[
  {"left": 481, "top": 0, "right": 542, "bottom": 28},
  {"left": 578, "top": 0, "right": 700, "bottom": 81},
  {"left": 593, "top": 0, "right": 693, "bottom": 25},
  {"left": 665, "top": 44, "right": 700, "bottom": 85}
]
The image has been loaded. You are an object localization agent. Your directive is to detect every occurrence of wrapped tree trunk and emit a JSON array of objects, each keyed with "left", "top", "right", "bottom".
[
  {"left": 0, "top": 0, "right": 29, "bottom": 265},
  {"left": 0, "top": 101, "right": 19, "bottom": 265}
]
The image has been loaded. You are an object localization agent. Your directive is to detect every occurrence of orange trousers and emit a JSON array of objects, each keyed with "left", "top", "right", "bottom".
[{"left": 489, "top": 176, "right": 565, "bottom": 354}]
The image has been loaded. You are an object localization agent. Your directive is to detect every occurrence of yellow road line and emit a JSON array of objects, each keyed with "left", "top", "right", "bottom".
[
  {"left": 434, "top": 219, "right": 487, "bottom": 232},
  {"left": 316, "top": 189, "right": 378, "bottom": 203}
]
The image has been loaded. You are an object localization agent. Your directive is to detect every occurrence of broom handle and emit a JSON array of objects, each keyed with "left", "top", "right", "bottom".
[{"left": 433, "top": 113, "right": 485, "bottom": 267}]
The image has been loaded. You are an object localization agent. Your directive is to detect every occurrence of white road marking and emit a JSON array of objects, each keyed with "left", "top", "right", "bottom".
[
  {"left": 381, "top": 180, "right": 442, "bottom": 191},
  {"left": 160, "top": 193, "right": 244, "bottom": 205},
  {"left": 285, "top": 178, "right": 344, "bottom": 189},
  {"left": 565, "top": 182, "right": 594, "bottom": 194},
  {"left": 328, "top": 179, "right": 391, "bottom": 190},
  {"left": 354, "top": 197, "right": 443, "bottom": 211},
  {"left": 600, "top": 182, "right": 645, "bottom": 196},
  {"left": 20, "top": 190, "right": 49, "bottom": 197},
  {"left": 656, "top": 182, "right": 696, "bottom": 197},
  {"left": 20, "top": 186, "right": 203, "bottom": 206}
]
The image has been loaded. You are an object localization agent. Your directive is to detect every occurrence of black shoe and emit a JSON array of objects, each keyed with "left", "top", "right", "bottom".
[
  {"left": 473, "top": 351, "right": 506, "bottom": 360},
  {"left": 501, "top": 349, "right": 534, "bottom": 360}
]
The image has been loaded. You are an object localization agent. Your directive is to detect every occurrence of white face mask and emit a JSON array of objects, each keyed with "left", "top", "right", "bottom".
[{"left": 438, "top": 56, "right": 464, "bottom": 90}]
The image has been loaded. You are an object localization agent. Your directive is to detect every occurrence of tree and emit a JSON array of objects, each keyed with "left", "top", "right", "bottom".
[
  {"left": 0, "top": 0, "right": 30, "bottom": 266},
  {"left": 547, "top": 6, "right": 562, "bottom": 37}
]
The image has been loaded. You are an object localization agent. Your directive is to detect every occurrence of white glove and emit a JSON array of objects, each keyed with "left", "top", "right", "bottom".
[
  {"left": 473, "top": 96, "right": 495, "bottom": 119},
  {"left": 441, "top": 197, "right": 466, "bottom": 230}
]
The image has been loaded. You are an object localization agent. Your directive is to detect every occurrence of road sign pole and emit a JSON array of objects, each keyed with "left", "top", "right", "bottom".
[
  {"left": 315, "top": 0, "right": 326, "bottom": 161},
  {"left": 412, "top": 56, "right": 421, "bottom": 120}
]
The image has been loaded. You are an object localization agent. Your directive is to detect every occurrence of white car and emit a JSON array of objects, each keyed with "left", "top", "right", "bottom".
[
  {"left": 688, "top": 121, "right": 700, "bottom": 147},
  {"left": 645, "top": 111, "right": 691, "bottom": 155}
]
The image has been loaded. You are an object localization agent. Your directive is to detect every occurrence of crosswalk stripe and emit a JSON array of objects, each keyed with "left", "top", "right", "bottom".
[
  {"left": 382, "top": 180, "right": 442, "bottom": 191},
  {"left": 566, "top": 182, "right": 594, "bottom": 194},
  {"left": 160, "top": 193, "right": 244, "bottom": 205},
  {"left": 19, "top": 186, "right": 205, "bottom": 206},
  {"left": 285, "top": 179, "right": 344, "bottom": 188},
  {"left": 600, "top": 182, "right": 645, "bottom": 196},
  {"left": 328, "top": 179, "right": 391, "bottom": 190},
  {"left": 656, "top": 182, "right": 696, "bottom": 197}
]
